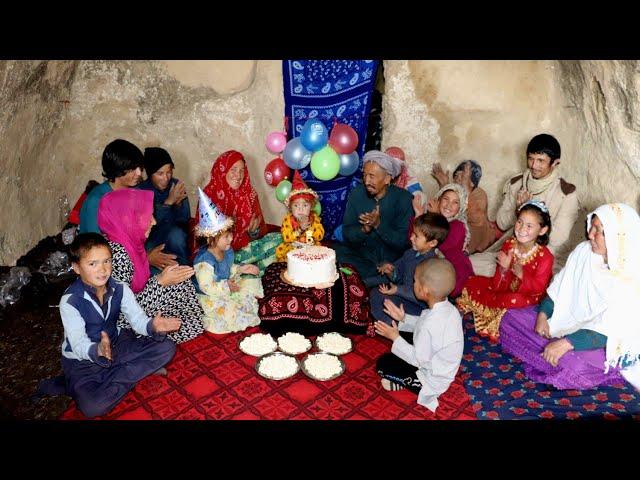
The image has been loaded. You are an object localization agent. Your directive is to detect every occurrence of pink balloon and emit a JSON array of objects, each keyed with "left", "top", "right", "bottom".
[
  {"left": 265, "top": 131, "right": 287, "bottom": 154},
  {"left": 328, "top": 123, "right": 359, "bottom": 154}
]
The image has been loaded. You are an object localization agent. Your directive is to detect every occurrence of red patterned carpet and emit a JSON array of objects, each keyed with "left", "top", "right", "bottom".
[{"left": 60, "top": 328, "right": 475, "bottom": 420}]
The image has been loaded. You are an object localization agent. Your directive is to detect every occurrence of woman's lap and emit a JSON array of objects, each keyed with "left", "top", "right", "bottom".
[{"left": 499, "top": 306, "right": 623, "bottom": 390}]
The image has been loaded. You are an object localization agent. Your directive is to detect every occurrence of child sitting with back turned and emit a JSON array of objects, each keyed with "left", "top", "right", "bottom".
[
  {"left": 375, "top": 257, "right": 463, "bottom": 412},
  {"left": 370, "top": 212, "right": 450, "bottom": 325}
]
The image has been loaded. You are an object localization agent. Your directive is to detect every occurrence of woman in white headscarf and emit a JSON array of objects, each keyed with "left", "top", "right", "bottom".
[
  {"left": 499, "top": 203, "right": 640, "bottom": 390},
  {"left": 425, "top": 183, "right": 474, "bottom": 297}
]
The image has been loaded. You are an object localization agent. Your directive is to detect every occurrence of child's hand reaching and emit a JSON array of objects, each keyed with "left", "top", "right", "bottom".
[
  {"left": 374, "top": 320, "right": 400, "bottom": 341},
  {"left": 497, "top": 250, "right": 514, "bottom": 270},
  {"left": 378, "top": 283, "right": 398, "bottom": 296},
  {"left": 97, "top": 331, "right": 112, "bottom": 362},
  {"left": 152, "top": 312, "right": 182, "bottom": 333},
  {"left": 382, "top": 298, "right": 405, "bottom": 323},
  {"left": 377, "top": 263, "right": 395, "bottom": 276},
  {"left": 239, "top": 264, "right": 259, "bottom": 276},
  {"left": 228, "top": 279, "right": 241, "bottom": 293}
]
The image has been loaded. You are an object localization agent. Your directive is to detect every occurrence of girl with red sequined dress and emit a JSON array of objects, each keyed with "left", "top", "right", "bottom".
[{"left": 457, "top": 200, "right": 554, "bottom": 339}]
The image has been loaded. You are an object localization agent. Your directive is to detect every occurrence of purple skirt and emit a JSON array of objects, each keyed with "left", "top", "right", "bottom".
[{"left": 499, "top": 306, "right": 624, "bottom": 390}]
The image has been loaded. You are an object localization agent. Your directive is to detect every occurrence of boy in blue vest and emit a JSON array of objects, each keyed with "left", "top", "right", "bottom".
[
  {"left": 58, "top": 233, "right": 180, "bottom": 418},
  {"left": 369, "top": 212, "right": 450, "bottom": 325}
]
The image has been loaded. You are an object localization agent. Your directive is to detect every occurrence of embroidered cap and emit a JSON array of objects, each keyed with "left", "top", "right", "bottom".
[{"left": 284, "top": 170, "right": 318, "bottom": 208}]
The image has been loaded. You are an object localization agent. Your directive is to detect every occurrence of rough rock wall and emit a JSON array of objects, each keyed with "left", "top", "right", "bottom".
[
  {"left": 383, "top": 60, "right": 560, "bottom": 213},
  {"left": 2, "top": 60, "right": 639, "bottom": 265},
  {"left": 553, "top": 60, "right": 640, "bottom": 211},
  {"left": 382, "top": 60, "right": 640, "bottom": 262},
  {"left": 0, "top": 60, "right": 286, "bottom": 265},
  {"left": 0, "top": 61, "right": 80, "bottom": 265}
]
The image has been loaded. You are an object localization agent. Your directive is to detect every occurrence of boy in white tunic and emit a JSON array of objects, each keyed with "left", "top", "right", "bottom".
[{"left": 375, "top": 258, "right": 463, "bottom": 412}]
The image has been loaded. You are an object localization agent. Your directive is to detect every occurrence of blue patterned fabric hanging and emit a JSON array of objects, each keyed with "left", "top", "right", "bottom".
[{"left": 282, "top": 60, "right": 379, "bottom": 238}]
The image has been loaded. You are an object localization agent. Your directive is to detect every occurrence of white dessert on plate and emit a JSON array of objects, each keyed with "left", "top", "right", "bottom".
[
  {"left": 302, "top": 353, "right": 343, "bottom": 380},
  {"left": 285, "top": 246, "right": 338, "bottom": 287},
  {"left": 257, "top": 353, "right": 299, "bottom": 380},
  {"left": 316, "top": 332, "right": 352, "bottom": 355},
  {"left": 277, "top": 332, "right": 312, "bottom": 355},
  {"left": 239, "top": 333, "right": 277, "bottom": 356}
]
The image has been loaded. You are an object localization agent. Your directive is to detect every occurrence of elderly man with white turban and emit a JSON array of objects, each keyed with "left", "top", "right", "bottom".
[{"left": 334, "top": 150, "right": 414, "bottom": 288}]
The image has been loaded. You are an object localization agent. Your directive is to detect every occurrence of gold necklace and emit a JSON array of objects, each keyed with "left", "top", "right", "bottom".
[{"left": 513, "top": 243, "right": 540, "bottom": 265}]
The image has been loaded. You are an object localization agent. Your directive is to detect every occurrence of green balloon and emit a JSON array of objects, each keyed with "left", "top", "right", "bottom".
[
  {"left": 275, "top": 179, "right": 292, "bottom": 203},
  {"left": 313, "top": 201, "right": 322, "bottom": 216},
  {"left": 310, "top": 146, "right": 340, "bottom": 181}
]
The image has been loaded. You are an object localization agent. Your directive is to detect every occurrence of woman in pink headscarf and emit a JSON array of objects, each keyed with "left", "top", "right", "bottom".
[{"left": 98, "top": 188, "right": 204, "bottom": 344}]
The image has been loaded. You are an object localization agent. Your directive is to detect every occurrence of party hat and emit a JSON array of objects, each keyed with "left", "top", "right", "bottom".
[
  {"left": 195, "top": 187, "right": 234, "bottom": 237},
  {"left": 284, "top": 170, "right": 318, "bottom": 208}
]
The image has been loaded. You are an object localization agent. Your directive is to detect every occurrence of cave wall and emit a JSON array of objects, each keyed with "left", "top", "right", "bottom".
[{"left": 1, "top": 59, "right": 638, "bottom": 266}]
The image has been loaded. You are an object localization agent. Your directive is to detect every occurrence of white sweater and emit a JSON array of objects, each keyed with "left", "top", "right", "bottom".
[{"left": 391, "top": 300, "right": 464, "bottom": 412}]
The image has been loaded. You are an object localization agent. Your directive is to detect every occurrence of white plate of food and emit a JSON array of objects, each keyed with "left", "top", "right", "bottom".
[
  {"left": 277, "top": 332, "right": 312, "bottom": 355},
  {"left": 300, "top": 352, "right": 345, "bottom": 381},
  {"left": 238, "top": 333, "right": 277, "bottom": 357},
  {"left": 315, "top": 332, "right": 353, "bottom": 356},
  {"left": 255, "top": 352, "right": 300, "bottom": 381}
]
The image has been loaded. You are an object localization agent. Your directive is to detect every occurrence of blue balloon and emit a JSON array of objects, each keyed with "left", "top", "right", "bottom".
[
  {"left": 300, "top": 118, "right": 328, "bottom": 152},
  {"left": 338, "top": 151, "right": 360, "bottom": 176},
  {"left": 282, "top": 137, "right": 312, "bottom": 170}
]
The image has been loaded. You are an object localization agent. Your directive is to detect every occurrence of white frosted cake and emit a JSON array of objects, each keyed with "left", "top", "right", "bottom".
[{"left": 286, "top": 246, "right": 338, "bottom": 287}]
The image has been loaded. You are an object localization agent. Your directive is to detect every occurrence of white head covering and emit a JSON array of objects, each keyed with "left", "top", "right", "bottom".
[
  {"left": 547, "top": 203, "right": 640, "bottom": 382},
  {"left": 363, "top": 150, "right": 402, "bottom": 178},
  {"left": 435, "top": 183, "right": 471, "bottom": 252}
]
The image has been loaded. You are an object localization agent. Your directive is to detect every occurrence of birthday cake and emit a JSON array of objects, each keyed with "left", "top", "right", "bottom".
[{"left": 285, "top": 246, "right": 338, "bottom": 288}]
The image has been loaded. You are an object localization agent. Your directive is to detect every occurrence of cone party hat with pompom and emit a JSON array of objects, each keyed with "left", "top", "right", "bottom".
[
  {"left": 195, "top": 187, "right": 234, "bottom": 237},
  {"left": 284, "top": 170, "right": 318, "bottom": 208}
]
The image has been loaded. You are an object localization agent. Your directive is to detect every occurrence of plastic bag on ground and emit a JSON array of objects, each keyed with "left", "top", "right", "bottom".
[
  {"left": 38, "top": 251, "right": 73, "bottom": 278},
  {"left": 0, "top": 266, "right": 32, "bottom": 307}
]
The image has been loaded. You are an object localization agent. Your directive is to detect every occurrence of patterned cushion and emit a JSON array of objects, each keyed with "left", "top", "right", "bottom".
[{"left": 258, "top": 262, "right": 371, "bottom": 337}]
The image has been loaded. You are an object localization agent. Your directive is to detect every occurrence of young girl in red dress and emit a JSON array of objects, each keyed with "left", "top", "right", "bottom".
[{"left": 457, "top": 200, "right": 554, "bottom": 339}]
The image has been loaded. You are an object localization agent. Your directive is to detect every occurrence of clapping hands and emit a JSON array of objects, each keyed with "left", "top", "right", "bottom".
[{"left": 166, "top": 180, "right": 188, "bottom": 206}]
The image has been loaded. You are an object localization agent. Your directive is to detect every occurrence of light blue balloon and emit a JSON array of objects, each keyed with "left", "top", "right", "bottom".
[
  {"left": 300, "top": 118, "right": 329, "bottom": 152},
  {"left": 338, "top": 151, "right": 360, "bottom": 176},
  {"left": 282, "top": 137, "right": 312, "bottom": 170}
]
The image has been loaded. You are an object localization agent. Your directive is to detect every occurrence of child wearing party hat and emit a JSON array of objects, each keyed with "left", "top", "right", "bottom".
[
  {"left": 193, "top": 188, "right": 263, "bottom": 334},
  {"left": 275, "top": 170, "right": 325, "bottom": 262}
]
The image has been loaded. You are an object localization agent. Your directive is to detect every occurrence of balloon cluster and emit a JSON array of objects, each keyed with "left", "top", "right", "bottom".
[{"left": 263, "top": 119, "right": 360, "bottom": 204}]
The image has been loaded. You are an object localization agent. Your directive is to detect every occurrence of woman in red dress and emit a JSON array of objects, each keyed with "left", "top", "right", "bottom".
[{"left": 457, "top": 200, "right": 554, "bottom": 339}]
